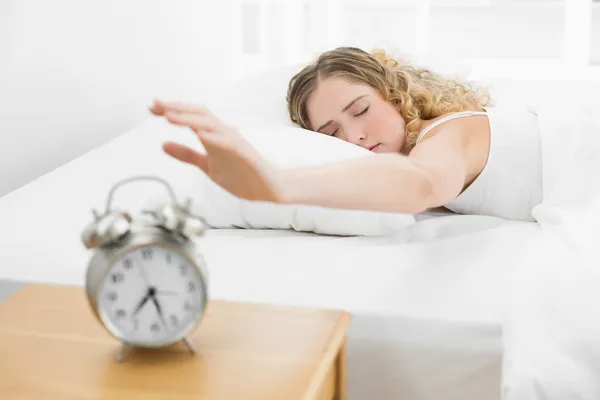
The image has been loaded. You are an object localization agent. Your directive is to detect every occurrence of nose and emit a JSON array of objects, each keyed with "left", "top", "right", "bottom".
[{"left": 345, "top": 128, "right": 366, "bottom": 146}]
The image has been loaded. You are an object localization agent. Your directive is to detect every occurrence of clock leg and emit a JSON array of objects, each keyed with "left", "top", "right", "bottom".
[
  {"left": 183, "top": 337, "right": 196, "bottom": 354},
  {"left": 116, "top": 343, "right": 131, "bottom": 362}
]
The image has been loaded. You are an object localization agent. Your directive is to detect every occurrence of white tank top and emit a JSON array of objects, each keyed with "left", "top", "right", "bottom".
[{"left": 415, "top": 106, "right": 543, "bottom": 222}]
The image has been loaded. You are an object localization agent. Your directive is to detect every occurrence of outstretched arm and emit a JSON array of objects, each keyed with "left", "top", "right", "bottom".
[
  {"left": 279, "top": 129, "right": 468, "bottom": 213},
  {"left": 280, "top": 154, "right": 434, "bottom": 213},
  {"left": 151, "top": 99, "right": 468, "bottom": 214}
]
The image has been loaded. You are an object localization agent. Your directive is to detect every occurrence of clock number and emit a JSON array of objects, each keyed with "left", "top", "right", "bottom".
[
  {"left": 150, "top": 322, "right": 161, "bottom": 333},
  {"left": 115, "top": 309, "right": 127, "bottom": 319},
  {"left": 188, "top": 281, "right": 196, "bottom": 293},
  {"left": 170, "top": 314, "right": 179, "bottom": 327},
  {"left": 111, "top": 272, "right": 124, "bottom": 284},
  {"left": 179, "top": 264, "right": 188, "bottom": 276},
  {"left": 142, "top": 248, "right": 153, "bottom": 260},
  {"left": 122, "top": 258, "right": 132, "bottom": 269},
  {"left": 132, "top": 318, "right": 140, "bottom": 331},
  {"left": 184, "top": 300, "right": 193, "bottom": 312},
  {"left": 106, "top": 292, "right": 118, "bottom": 302}
]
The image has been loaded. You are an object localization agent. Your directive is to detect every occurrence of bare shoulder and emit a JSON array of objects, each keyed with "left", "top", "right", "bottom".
[
  {"left": 411, "top": 113, "right": 490, "bottom": 174},
  {"left": 407, "top": 112, "right": 491, "bottom": 207},
  {"left": 414, "top": 112, "right": 489, "bottom": 149}
]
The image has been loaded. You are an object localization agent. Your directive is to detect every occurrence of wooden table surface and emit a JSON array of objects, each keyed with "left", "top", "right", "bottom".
[{"left": 0, "top": 282, "right": 351, "bottom": 400}]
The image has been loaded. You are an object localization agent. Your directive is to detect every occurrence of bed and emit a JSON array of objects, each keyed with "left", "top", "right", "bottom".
[{"left": 0, "top": 110, "right": 544, "bottom": 400}]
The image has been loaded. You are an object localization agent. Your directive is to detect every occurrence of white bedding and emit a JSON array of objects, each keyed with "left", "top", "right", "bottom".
[
  {"left": 200, "top": 218, "right": 535, "bottom": 323},
  {"left": 501, "top": 92, "right": 600, "bottom": 400}
]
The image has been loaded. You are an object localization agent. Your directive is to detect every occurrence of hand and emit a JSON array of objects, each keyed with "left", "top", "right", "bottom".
[
  {"left": 132, "top": 291, "right": 151, "bottom": 317},
  {"left": 150, "top": 99, "right": 287, "bottom": 204},
  {"left": 155, "top": 289, "right": 178, "bottom": 296},
  {"left": 151, "top": 294, "right": 169, "bottom": 332}
]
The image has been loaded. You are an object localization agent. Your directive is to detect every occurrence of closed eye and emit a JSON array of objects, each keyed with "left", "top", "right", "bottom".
[
  {"left": 324, "top": 106, "right": 369, "bottom": 137},
  {"left": 354, "top": 106, "right": 370, "bottom": 117}
]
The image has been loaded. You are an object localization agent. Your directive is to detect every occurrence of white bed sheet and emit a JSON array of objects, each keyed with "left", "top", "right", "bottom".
[
  {"left": 200, "top": 218, "right": 535, "bottom": 324},
  {"left": 0, "top": 117, "right": 542, "bottom": 400}
]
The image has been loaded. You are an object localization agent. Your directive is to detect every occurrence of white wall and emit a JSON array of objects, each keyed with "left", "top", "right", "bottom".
[
  {"left": 1, "top": 0, "right": 598, "bottom": 197},
  {"left": 593, "top": 5, "right": 600, "bottom": 63},
  {"left": 0, "top": 0, "right": 239, "bottom": 196}
]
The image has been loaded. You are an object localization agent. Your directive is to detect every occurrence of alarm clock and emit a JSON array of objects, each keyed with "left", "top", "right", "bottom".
[{"left": 81, "top": 175, "right": 209, "bottom": 361}]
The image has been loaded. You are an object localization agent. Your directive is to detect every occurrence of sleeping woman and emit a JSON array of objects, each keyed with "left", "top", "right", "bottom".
[{"left": 149, "top": 46, "right": 542, "bottom": 222}]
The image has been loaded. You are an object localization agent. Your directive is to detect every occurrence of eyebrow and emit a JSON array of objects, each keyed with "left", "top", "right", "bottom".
[{"left": 315, "top": 95, "right": 368, "bottom": 133}]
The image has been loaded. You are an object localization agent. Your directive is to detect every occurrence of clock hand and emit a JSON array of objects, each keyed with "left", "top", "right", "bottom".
[
  {"left": 132, "top": 290, "right": 151, "bottom": 317},
  {"left": 156, "top": 289, "right": 178, "bottom": 296},
  {"left": 151, "top": 293, "right": 169, "bottom": 332}
]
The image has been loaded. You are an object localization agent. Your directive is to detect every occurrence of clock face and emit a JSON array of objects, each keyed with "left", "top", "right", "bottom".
[{"left": 97, "top": 244, "right": 206, "bottom": 346}]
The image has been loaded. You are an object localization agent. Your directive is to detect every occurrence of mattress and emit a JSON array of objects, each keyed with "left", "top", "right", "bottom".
[
  {"left": 0, "top": 118, "right": 542, "bottom": 400},
  {"left": 201, "top": 218, "right": 530, "bottom": 324}
]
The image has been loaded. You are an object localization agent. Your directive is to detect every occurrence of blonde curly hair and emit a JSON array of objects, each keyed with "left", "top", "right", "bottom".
[{"left": 286, "top": 46, "right": 492, "bottom": 152}]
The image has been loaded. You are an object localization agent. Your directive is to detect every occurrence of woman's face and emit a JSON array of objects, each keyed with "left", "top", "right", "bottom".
[{"left": 306, "top": 76, "right": 407, "bottom": 153}]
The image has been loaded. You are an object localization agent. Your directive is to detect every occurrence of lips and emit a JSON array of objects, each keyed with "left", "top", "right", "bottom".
[{"left": 368, "top": 144, "right": 380, "bottom": 152}]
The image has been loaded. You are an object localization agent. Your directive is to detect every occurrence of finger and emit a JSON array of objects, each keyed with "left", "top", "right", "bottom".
[
  {"left": 162, "top": 142, "right": 208, "bottom": 173},
  {"left": 151, "top": 99, "right": 212, "bottom": 116},
  {"left": 149, "top": 102, "right": 163, "bottom": 116},
  {"left": 149, "top": 99, "right": 169, "bottom": 116},
  {"left": 165, "top": 111, "right": 221, "bottom": 134},
  {"left": 197, "top": 131, "right": 234, "bottom": 151}
]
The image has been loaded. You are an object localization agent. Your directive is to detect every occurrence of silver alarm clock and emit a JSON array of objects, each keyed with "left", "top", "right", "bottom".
[{"left": 81, "top": 175, "right": 209, "bottom": 361}]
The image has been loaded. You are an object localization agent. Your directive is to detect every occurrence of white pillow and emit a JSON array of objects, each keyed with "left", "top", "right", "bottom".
[
  {"left": 146, "top": 122, "right": 416, "bottom": 236},
  {"left": 198, "top": 63, "right": 304, "bottom": 128}
]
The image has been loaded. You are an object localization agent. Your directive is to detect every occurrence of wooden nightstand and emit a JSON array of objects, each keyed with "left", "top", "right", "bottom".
[{"left": 0, "top": 283, "right": 351, "bottom": 400}]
